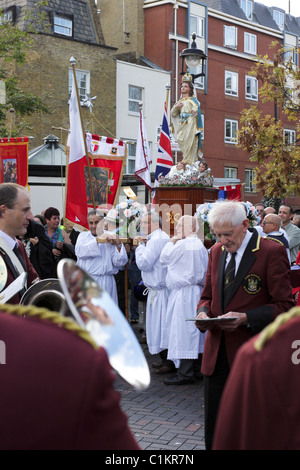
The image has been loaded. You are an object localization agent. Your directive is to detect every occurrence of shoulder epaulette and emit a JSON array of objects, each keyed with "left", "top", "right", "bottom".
[
  {"left": 254, "top": 306, "right": 300, "bottom": 351},
  {"left": 0, "top": 303, "right": 98, "bottom": 349},
  {"left": 264, "top": 236, "right": 284, "bottom": 246}
]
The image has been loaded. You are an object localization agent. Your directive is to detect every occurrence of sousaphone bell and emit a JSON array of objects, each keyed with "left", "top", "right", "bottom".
[{"left": 21, "top": 259, "right": 150, "bottom": 391}]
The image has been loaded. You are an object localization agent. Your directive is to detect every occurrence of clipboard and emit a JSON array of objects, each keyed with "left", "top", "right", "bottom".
[{"left": 186, "top": 317, "right": 238, "bottom": 323}]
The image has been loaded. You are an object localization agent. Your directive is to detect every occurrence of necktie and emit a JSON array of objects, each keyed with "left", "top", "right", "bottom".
[
  {"left": 13, "top": 244, "right": 26, "bottom": 271},
  {"left": 223, "top": 252, "right": 236, "bottom": 307}
]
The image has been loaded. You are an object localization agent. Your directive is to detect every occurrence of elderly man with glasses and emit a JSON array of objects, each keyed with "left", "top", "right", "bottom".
[{"left": 262, "top": 214, "right": 290, "bottom": 264}]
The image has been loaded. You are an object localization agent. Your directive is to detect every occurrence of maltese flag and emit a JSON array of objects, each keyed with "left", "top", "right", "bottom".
[{"left": 65, "top": 74, "right": 89, "bottom": 229}]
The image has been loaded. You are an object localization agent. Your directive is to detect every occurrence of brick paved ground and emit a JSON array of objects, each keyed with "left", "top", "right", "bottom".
[{"left": 114, "top": 315, "right": 206, "bottom": 451}]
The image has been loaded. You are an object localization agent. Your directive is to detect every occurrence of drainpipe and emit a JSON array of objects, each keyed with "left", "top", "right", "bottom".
[{"left": 174, "top": 1, "right": 179, "bottom": 102}]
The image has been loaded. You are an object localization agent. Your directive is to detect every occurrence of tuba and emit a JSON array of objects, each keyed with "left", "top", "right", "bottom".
[{"left": 20, "top": 259, "right": 150, "bottom": 391}]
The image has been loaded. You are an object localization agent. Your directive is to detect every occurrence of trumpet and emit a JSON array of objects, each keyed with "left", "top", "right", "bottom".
[{"left": 20, "top": 259, "right": 150, "bottom": 391}]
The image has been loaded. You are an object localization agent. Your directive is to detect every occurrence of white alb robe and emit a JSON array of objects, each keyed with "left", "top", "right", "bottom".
[
  {"left": 160, "top": 235, "right": 208, "bottom": 368},
  {"left": 75, "top": 231, "right": 128, "bottom": 304},
  {"left": 135, "top": 228, "right": 170, "bottom": 355}
]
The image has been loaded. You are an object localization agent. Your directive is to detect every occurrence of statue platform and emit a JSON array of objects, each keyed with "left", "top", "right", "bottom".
[{"left": 153, "top": 186, "right": 219, "bottom": 246}]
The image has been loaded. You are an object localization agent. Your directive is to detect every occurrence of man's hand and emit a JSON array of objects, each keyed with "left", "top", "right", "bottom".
[
  {"left": 219, "top": 312, "right": 248, "bottom": 331},
  {"left": 106, "top": 233, "right": 122, "bottom": 249},
  {"left": 195, "top": 311, "right": 215, "bottom": 331},
  {"left": 133, "top": 236, "right": 147, "bottom": 246}
]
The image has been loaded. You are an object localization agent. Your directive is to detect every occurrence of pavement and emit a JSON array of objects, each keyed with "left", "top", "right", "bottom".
[{"left": 113, "top": 313, "right": 206, "bottom": 451}]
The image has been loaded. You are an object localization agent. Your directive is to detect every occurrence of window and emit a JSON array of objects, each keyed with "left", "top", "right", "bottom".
[
  {"left": 125, "top": 140, "right": 136, "bottom": 175},
  {"left": 190, "top": 63, "right": 204, "bottom": 89},
  {"left": 273, "top": 10, "right": 284, "bottom": 30},
  {"left": 200, "top": 114, "right": 204, "bottom": 141},
  {"left": 285, "top": 47, "right": 296, "bottom": 64},
  {"left": 245, "top": 169, "right": 256, "bottom": 192},
  {"left": 284, "top": 129, "right": 296, "bottom": 145},
  {"left": 0, "top": 9, "right": 13, "bottom": 24},
  {"left": 224, "top": 26, "right": 237, "bottom": 49},
  {"left": 224, "top": 167, "right": 237, "bottom": 179},
  {"left": 128, "top": 85, "right": 143, "bottom": 113},
  {"left": 245, "top": 75, "right": 258, "bottom": 100},
  {"left": 68, "top": 69, "right": 90, "bottom": 104},
  {"left": 240, "top": 0, "right": 253, "bottom": 20},
  {"left": 244, "top": 32, "right": 257, "bottom": 54},
  {"left": 225, "top": 71, "right": 238, "bottom": 96},
  {"left": 54, "top": 13, "right": 73, "bottom": 37},
  {"left": 225, "top": 119, "right": 238, "bottom": 144},
  {"left": 190, "top": 16, "right": 205, "bottom": 38}
]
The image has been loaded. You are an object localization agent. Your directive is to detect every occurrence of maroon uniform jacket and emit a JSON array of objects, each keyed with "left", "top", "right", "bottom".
[
  {"left": 0, "top": 309, "right": 140, "bottom": 450},
  {"left": 213, "top": 312, "right": 300, "bottom": 450},
  {"left": 197, "top": 230, "right": 294, "bottom": 376},
  {"left": 0, "top": 239, "right": 39, "bottom": 304}
]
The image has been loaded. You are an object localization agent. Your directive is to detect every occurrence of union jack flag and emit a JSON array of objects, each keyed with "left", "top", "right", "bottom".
[{"left": 154, "top": 102, "right": 173, "bottom": 186}]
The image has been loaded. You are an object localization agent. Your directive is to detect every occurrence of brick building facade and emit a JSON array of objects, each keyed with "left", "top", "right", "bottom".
[
  {"left": 142, "top": 0, "right": 300, "bottom": 206},
  {"left": 1, "top": 0, "right": 117, "bottom": 150}
]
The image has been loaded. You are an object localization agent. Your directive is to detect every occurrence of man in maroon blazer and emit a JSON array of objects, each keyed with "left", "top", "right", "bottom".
[
  {"left": 0, "top": 183, "right": 39, "bottom": 303},
  {"left": 0, "top": 305, "right": 140, "bottom": 450},
  {"left": 196, "top": 200, "right": 294, "bottom": 450}
]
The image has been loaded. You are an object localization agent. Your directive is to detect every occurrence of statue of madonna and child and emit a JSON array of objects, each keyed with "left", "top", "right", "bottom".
[{"left": 157, "top": 72, "right": 214, "bottom": 188}]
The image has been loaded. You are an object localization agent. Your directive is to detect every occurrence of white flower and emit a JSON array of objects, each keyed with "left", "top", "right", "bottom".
[{"left": 123, "top": 208, "right": 132, "bottom": 218}]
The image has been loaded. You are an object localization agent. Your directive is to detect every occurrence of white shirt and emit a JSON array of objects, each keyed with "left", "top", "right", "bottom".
[{"left": 225, "top": 230, "right": 252, "bottom": 275}]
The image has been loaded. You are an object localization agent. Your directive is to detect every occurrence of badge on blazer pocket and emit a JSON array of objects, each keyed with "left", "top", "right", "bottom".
[{"left": 242, "top": 274, "right": 262, "bottom": 294}]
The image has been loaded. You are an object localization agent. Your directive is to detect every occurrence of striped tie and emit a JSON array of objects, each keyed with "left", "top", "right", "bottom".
[{"left": 223, "top": 252, "right": 236, "bottom": 307}]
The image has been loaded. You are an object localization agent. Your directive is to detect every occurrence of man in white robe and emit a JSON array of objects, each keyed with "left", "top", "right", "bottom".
[
  {"left": 135, "top": 211, "right": 172, "bottom": 372},
  {"left": 160, "top": 215, "right": 208, "bottom": 385},
  {"left": 75, "top": 210, "right": 127, "bottom": 304}
]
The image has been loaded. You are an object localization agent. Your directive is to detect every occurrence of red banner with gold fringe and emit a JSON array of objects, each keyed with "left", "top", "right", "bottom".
[{"left": 0, "top": 137, "right": 29, "bottom": 187}]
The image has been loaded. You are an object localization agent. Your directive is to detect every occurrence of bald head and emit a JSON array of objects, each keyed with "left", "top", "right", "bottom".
[
  {"left": 175, "top": 215, "right": 199, "bottom": 239},
  {"left": 264, "top": 207, "right": 276, "bottom": 215},
  {"left": 262, "top": 214, "right": 281, "bottom": 234}
]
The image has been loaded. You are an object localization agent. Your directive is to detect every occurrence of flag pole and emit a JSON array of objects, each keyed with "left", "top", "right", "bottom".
[
  {"left": 70, "top": 57, "right": 96, "bottom": 209},
  {"left": 165, "top": 83, "right": 171, "bottom": 111}
]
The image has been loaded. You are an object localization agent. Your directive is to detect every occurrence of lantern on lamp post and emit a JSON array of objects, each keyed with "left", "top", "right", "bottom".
[{"left": 180, "top": 33, "right": 207, "bottom": 83}]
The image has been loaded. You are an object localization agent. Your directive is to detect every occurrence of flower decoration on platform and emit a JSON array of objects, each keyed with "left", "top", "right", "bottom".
[
  {"left": 116, "top": 199, "right": 143, "bottom": 238},
  {"left": 243, "top": 201, "right": 260, "bottom": 227},
  {"left": 158, "top": 162, "right": 214, "bottom": 188},
  {"left": 195, "top": 200, "right": 260, "bottom": 239},
  {"left": 195, "top": 202, "right": 216, "bottom": 240}
]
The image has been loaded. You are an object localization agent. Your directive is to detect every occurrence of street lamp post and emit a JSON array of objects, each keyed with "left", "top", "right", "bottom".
[{"left": 180, "top": 33, "right": 207, "bottom": 83}]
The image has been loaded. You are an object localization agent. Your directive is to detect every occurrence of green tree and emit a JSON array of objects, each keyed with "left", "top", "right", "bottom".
[
  {"left": 0, "top": 1, "right": 50, "bottom": 137},
  {"left": 238, "top": 42, "right": 300, "bottom": 199}
]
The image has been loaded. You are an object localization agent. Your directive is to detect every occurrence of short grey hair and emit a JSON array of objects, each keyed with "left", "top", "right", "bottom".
[
  {"left": 88, "top": 209, "right": 103, "bottom": 219},
  {"left": 207, "top": 200, "right": 247, "bottom": 228}
]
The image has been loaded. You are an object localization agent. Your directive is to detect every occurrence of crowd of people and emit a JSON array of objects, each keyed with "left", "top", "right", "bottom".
[{"left": 0, "top": 181, "right": 300, "bottom": 450}]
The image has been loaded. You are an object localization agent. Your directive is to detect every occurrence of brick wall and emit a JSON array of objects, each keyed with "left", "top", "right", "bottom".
[{"left": 13, "top": 34, "right": 116, "bottom": 149}]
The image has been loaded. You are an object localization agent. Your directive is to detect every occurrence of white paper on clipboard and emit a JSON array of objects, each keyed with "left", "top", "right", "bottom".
[{"left": 0, "top": 272, "right": 27, "bottom": 304}]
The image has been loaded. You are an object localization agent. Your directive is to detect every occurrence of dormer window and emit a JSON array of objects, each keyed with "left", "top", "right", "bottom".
[
  {"left": 0, "top": 6, "right": 16, "bottom": 24},
  {"left": 53, "top": 12, "right": 73, "bottom": 37},
  {"left": 273, "top": 10, "right": 285, "bottom": 30},
  {"left": 240, "top": 0, "right": 253, "bottom": 21}
]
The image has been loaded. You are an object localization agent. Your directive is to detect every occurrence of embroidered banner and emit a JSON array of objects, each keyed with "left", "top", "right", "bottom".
[
  {"left": 0, "top": 137, "right": 29, "bottom": 187},
  {"left": 65, "top": 132, "right": 126, "bottom": 230}
]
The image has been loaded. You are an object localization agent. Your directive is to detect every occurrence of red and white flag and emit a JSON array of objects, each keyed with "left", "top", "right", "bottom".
[
  {"left": 134, "top": 107, "right": 152, "bottom": 190},
  {"left": 65, "top": 74, "right": 89, "bottom": 229}
]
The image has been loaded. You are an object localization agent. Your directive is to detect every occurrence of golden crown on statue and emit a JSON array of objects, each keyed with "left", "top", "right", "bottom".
[{"left": 182, "top": 72, "right": 193, "bottom": 83}]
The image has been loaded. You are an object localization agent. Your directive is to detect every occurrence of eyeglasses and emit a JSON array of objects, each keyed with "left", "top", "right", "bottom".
[{"left": 262, "top": 221, "right": 274, "bottom": 225}]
